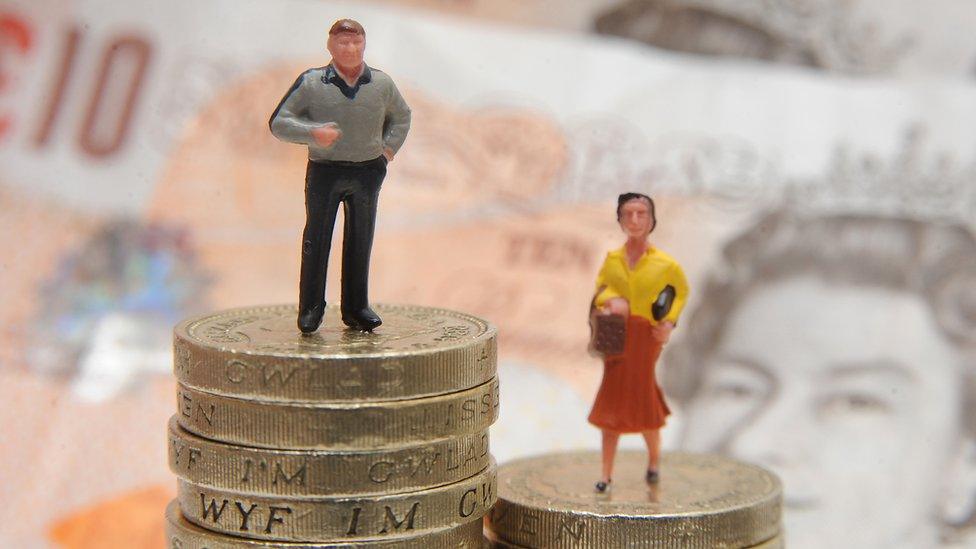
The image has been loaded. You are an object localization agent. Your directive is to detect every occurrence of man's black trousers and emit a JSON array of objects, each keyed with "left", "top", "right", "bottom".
[{"left": 298, "top": 156, "right": 386, "bottom": 317}]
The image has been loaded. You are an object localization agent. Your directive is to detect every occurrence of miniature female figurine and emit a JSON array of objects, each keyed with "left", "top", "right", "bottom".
[{"left": 589, "top": 193, "right": 690, "bottom": 492}]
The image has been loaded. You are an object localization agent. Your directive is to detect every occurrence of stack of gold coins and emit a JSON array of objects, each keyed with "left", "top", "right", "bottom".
[
  {"left": 485, "top": 451, "right": 783, "bottom": 548},
  {"left": 165, "top": 304, "right": 498, "bottom": 548}
]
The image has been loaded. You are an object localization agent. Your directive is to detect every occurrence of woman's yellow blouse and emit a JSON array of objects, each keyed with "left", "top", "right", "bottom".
[{"left": 594, "top": 246, "right": 690, "bottom": 325}]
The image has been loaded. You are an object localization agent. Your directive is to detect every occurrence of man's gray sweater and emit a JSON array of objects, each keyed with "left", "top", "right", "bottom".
[{"left": 269, "top": 64, "right": 411, "bottom": 163}]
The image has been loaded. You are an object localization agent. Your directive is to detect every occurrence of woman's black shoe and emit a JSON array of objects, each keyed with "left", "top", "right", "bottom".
[
  {"left": 646, "top": 469, "right": 659, "bottom": 484},
  {"left": 594, "top": 479, "right": 611, "bottom": 493}
]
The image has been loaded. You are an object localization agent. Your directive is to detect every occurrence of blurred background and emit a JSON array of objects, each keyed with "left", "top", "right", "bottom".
[{"left": 1, "top": 0, "right": 975, "bottom": 547}]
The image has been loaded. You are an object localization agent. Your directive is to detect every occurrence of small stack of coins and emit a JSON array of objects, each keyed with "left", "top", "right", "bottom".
[
  {"left": 165, "top": 304, "right": 499, "bottom": 548},
  {"left": 485, "top": 451, "right": 783, "bottom": 548}
]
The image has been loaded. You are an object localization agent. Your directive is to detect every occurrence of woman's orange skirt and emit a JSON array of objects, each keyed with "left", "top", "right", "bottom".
[{"left": 588, "top": 315, "right": 670, "bottom": 432}]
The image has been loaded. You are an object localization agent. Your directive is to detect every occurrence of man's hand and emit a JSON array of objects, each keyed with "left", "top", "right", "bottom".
[
  {"left": 311, "top": 124, "right": 341, "bottom": 148},
  {"left": 383, "top": 147, "right": 394, "bottom": 162}
]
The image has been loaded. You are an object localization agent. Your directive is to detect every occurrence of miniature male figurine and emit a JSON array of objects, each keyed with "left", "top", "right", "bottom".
[{"left": 269, "top": 18, "right": 411, "bottom": 333}]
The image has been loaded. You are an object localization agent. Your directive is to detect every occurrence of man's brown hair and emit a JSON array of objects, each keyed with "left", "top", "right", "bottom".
[{"left": 329, "top": 19, "right": 365, "bottom": 37}]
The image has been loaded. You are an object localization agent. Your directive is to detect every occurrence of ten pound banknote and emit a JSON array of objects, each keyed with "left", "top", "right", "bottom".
[{"left": 2, "top": 0, "right": 976, "bottom": 547}]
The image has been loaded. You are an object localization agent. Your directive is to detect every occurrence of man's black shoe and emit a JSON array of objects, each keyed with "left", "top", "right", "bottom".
[
  {"left": 342, "top": 307, "right": 382, "bottom": 332},
  {"left": 298, "top": 302, "right": 326, "bottom": 334}
]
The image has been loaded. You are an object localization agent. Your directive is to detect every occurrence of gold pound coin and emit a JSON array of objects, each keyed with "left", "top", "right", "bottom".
[
  {"left": 168, "top": 416, "right": 491, "bottom": 497},
  {"left": 486, "top": 532, "right": 785, "bottom": 548},
  {"left": 174, "top": 304, "right": 497, "bottom": 402},
  {"left": 748, "top": 533, "right": 785, "bottom": 549},
  {"left": 176, "top": 461, "right": 496, "bottom": 543},
  {"left": 175, "top": 377, "right": 499, "bottom": 450},
  {"left": 164, "top": 500, "right": 487, "bottom": 548},
  {"left": 485, "top": 451, "right": 781, "bottom": 549}
]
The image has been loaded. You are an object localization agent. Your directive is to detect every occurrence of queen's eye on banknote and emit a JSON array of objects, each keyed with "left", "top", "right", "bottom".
[{"left": 2, "top": 1, "right": 976, "bottom": 548}]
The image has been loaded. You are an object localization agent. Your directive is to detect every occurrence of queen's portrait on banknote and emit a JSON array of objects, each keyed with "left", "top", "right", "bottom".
[
  {"left": 587, "top": 193, "right": 690, "bottom": 492},
  {"left": 664, "top": 210, "right": 976, "bottom": 548},
  {"left": 269, "top": 18, "right": 411, "bottom": 334}
]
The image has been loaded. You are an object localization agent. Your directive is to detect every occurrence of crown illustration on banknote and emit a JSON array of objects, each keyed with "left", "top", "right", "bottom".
[
  {"left": 784, "top": 125, "right": 976, "bottom": 227},
  {"left": 596, "top": 0, "right": 915, "bottom": 74}
]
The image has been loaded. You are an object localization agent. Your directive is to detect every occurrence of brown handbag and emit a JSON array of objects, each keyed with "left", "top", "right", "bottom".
[{"left": 587, "top": 288, "right": 626, "bottom": 358}]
